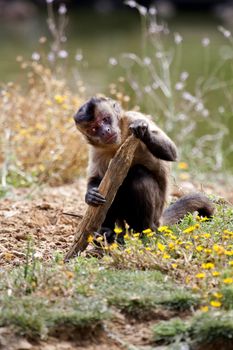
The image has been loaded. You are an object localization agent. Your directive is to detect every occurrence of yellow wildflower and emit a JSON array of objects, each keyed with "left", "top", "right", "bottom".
[
  {"left": 162, "top": 253, "right": 171, "bottom": 259},
  {"left": 201, "top": 262, "right": 215, "bottom": 270},
  {"left": 109, "top": 243, "right": 118, "bottom": 250},
  {"left": 201, "top": 233, "right": 211, "bottom": 239},
  {"left": 87, "top": 235, "right": 94, "bottom": 243},
  {"left": 228, "top": 261, "right": 233, "bottom": 266},
  {"left": 196, "top": 273, "right": 206, "bottom": 279},
  {"left": 171, "top": 263, "right": 177, "bottom": 269},
  {"left": 210, "top": 300, "right": 221, "bottom": 308},
  {"left": 178, "top": 162, "right": 188, "bottom": 170},
  {"left": 213, "top": 244, "right": 225, "bottom": 255},
  {"left": 224, "top": 229, "right": 233, "bottom": 235},
  {"left": 96, "top": 236, "right": 104, "bottom": 242},
  {"left": 223, "top": 277, "right": 233, "bottom": 284},
  {"left": 200, "top": 306, "right": 209, "bottom": 312},
  {"left": 114, "top": 227, "right": 123, "bottom": 234},
  {"left": 124, "top": 234, "right": 129, "bottom": 240},
  {"left": 204, "top": 249, "right": 212, "bottom": 254},
  {"left": 157, "top": 242, "right": 165, "bottom": 252},
  {"left": 54, "top": 94, "right": 65, "bottom": 104},
  {"left": 196, "top": 245, "right": 204, "bottom": 252},
  {"left": 147, "top": 232, "right": 154, "bottom": 237},
  {"left": 158, "top": 226, "right": 169, "bottom": 232},
  {"left": 212, "top": 271, "right": 220, "bottom": 277},
  {"left": 145, "top": 247, "right": 152, "bottom": 251},
  {"left": 225, "top": 250, "right": 233, "bottom": 256},
  {"left": 142, "top": 228, "right": 152, "bottom": 234},
  {"left": 125, "top": 248, "right": 131, "bottom": 254},
  {"left": 133, "top": 233, "right": 140, "bottom": 238},
  {"left": 199, "top": 217, "right": 209, "bottom": 222},
  {"left": 213, "top": 292, "right": 223, "bottom": 299},
  {"left": 179, "top": 173, "right": 190, "bottom": 180},
  {"left": 65, "top": 271, "right": 74, "bottom": 279},
  {"left": 183, "top": 224, "right": 199, "bottom": 234}
]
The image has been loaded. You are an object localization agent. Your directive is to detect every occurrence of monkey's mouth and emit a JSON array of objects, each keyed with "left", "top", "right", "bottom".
[{"left": 105, "top": 133, "right": 118, "bottom": 144}]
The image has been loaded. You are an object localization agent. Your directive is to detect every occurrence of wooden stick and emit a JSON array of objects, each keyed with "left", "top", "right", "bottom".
[{"left": 64, "top": 135, "right": 139, "bottom": 261}]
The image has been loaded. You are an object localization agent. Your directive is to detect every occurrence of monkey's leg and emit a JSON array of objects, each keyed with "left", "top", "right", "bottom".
[{"left": 117, "top": 165, "right": 164, "bottom": 232}]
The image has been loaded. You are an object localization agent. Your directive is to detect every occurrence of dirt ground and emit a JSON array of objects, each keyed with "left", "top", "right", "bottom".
[
  {"left": 0, "top": 178, "right": 232, "bottom": 268},
  {"left": 0, "top": 178, "right": 232, "bottom": 350}
]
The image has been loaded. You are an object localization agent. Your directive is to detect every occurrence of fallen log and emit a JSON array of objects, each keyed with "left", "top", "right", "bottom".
[{"left": 64, "top": 135, "right": 139, "bottom": 261}]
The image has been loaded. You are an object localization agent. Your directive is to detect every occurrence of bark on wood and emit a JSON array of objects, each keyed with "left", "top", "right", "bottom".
[{"left": 64, "top": 135, "right": 139, "bottom": 261}]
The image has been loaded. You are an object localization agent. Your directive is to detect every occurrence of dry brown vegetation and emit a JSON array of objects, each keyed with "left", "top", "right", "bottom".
[{"left": 0, "top": 60, "right": 87, "bottom": 187}]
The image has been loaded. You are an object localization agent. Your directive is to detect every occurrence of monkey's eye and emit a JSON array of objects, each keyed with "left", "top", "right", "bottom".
[
  {"left": 103, "top": 116, "right": 111, "bottom": 123},
  {"left": 91, "top": 127, "right": 97, "bottom": 133}
]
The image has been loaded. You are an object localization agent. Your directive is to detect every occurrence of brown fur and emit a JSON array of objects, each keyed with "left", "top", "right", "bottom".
[{"left": 74, "top": 96, "right": 214, "bottom": 236}]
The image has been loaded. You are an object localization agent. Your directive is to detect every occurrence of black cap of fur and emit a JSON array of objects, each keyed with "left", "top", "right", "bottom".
[{"left": 74, "top": 96, "right": 107, "bottom": 124}]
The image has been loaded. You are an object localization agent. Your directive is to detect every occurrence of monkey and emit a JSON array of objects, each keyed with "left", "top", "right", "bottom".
[{"left": 73, "top": 96, "right": 214, "bottom": 242}]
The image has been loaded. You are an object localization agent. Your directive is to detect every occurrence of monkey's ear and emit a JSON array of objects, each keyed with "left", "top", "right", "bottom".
[{"left": 112, "top": 100, "right": 122, "bottom": 117}]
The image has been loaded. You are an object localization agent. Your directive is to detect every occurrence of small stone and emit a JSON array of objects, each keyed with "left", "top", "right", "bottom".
[{"left": 16, "top": 339, "right": 32, "bottom": 350}]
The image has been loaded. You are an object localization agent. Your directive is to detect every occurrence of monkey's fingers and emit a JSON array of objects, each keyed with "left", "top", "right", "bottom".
[
  {"left": 129, "top": 120, "right": 148, "bottom": 139},
  {"left": 86, "top": 188, "right": 106, "bottom": 206}
]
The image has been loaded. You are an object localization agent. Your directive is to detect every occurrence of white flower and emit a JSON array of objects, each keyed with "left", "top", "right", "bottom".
[
  {"left": 195, "top": 102, "right": 204, "bottom": 112},
  {"left": 155, "top": 51, "right": 163, "bottom": 59},
  {"left": 58, "top": 4, "right": 67, "bottom": 15},
  {"left": 174, "top": 32, "right": 183, "bottom": 45},
  {"left": 138, "top": 5, "right": 147, "bottom": 16},
  {"left": 149, "top": 7, "right": 157, "bottom": 15},
  {"left": 202, "top": 37, "right": 210, "bottom": 47},
  {"left": 180, "top": 71, "right": 189, "bottom": 81},
  {"left": 31, "top": 52, "right": 40, "bottom": 61},
  {"left": 125, "top": 0, "right": 137, "bottom": 8},
  {"left": 109, "top": 57, "right": 118, "bottom": 66},
  {"left": 177, "top": 113, "right": 187, "bottom": 120},
  {"left": 182, "top": 92, "right": 196, "bottom": 103},
  {"left": 218, "top": 106, "right": 225, "bottom": 114},
  {"left": 75, "top": 52, "right": 83, "bottom": 61},
  {"left": 58, "top": 50, "right": 68, "bottom": 58},
  {"left": 143, "top": 57, "right": 151, "bottom": 65},
  {"left": 175, "top": 82, "right": 184, "bottom": 91},
  {"left": 218, "top": 26, "right": 231, "bottom": 38},
  {"left": 202, "top": 109, "right": 209, "bottom": 117}
]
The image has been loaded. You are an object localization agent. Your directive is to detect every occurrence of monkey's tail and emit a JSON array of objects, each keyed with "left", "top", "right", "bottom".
[{"left": 162, "top": 193, "right": 214, "bottom": 226}]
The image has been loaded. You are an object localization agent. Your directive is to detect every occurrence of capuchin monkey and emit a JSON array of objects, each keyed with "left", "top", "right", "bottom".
[{"left": 74, "top": 96, "right": 214, "bottom": 241}]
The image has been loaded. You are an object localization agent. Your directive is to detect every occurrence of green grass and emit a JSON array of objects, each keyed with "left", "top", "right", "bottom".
[
  {"left": 152, "top": 311, "right": 233, "bottom": 348},
  {"left": 0, "top": 257, "right": 198, "bottom": 339}
]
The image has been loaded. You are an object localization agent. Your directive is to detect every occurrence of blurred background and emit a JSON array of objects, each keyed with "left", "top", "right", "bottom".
[{"left": 0, "top": 0, "right": 233, "bottom": 188}]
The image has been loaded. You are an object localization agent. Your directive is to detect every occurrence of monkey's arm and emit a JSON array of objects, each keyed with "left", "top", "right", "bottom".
[{"left": 129, "top": 119, "right": 177, "bottom": 161}]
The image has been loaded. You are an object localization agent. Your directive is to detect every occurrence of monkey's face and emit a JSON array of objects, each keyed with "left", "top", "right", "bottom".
[{"left": 74, "top": 97, "right": 122, "bottom": 147}]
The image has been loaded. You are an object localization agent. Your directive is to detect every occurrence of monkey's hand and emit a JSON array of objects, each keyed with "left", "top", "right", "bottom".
[
  {"left": 129, "top": 119, "right": 149, "bottom": 141},
  {"left": 85, "top": 187, "right": 106, "bottom": 206}
]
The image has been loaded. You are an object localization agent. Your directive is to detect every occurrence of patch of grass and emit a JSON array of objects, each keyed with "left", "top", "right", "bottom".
[
  {"left": 93, "top": 269, "right": 198, "bottom": 314},
  {"left": 0, "top": 295, "right": 109, "bottom": 339},
  {"left": 0, "top": 257, "right": 198, "bottom": 338},
  {"left": 152, "top": 311, "right": 233, "bottom": 348},
  {"left": 153, "top": 318, "right": 188, "bottom": 343}
]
